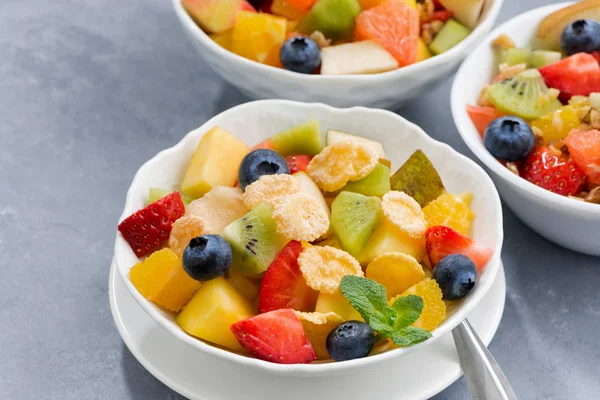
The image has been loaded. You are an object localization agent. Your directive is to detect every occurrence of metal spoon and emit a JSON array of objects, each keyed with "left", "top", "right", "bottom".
[{"left": 452, "top": 319, "right": 518, "bottom": 400}]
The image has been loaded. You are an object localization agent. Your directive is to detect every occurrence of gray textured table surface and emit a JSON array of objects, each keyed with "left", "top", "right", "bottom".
[{"left": 1, "top": 0, "right": 599, "bottom": 399}]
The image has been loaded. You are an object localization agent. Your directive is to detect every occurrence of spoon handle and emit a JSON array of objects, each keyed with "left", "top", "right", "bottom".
[{"left": 452, "top": 319, "right": 518, "bottom": 400}]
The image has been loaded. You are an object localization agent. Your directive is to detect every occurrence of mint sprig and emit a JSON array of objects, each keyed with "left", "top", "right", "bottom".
[{"left": 340, "top": 275, "right": 432, "bottom": 347}]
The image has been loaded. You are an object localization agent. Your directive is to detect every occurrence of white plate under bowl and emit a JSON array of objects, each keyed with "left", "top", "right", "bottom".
[{"left": 110, "top": 260, "right": 506, "bottom": 400}]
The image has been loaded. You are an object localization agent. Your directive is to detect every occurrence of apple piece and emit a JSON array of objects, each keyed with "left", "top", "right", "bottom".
[
  {"left": 591, "top": 93, "right": 600, "bottom": 110},
  {"left": 537, "top": 0, "right": 600, "bottom": 50},
  {"left": 320, "top": 40, "right": 399, "bottom": 75},
  {"left": 326, "top": 129, "right": 385, "bottom": 158},
  {"left": 438, "top": 0, "right": 483, "bottom": 29},
  {"left": 294, "top": 171, "right": 330, "bottom": 216},
  {"left": 182, "top": 0, "right": 255, "bottom": 34},
  {"left": 356, "top": 219, "right": 426, "bottom": 265}
]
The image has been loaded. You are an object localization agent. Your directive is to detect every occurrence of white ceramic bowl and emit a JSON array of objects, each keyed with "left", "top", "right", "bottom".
[
  {"left": 171, "top": 0, "right": 503, "bottom": 109},
  {"left": 452, "top": 2, "right": 600, "bottom": 256},
  {"left": 114, "top": 100, "right": 504, "bottom": 376}
]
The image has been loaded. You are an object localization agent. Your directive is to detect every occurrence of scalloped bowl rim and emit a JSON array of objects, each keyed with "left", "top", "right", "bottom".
[
  {"left": 171, "top": 0, "right": 504, "bottom": 83},
  {"left": 114, "top": 100, "right": 504, "bottom": 375}
]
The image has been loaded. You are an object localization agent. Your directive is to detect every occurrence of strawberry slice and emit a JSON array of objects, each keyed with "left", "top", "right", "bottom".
[
  {"left": 539, "top": 53, "right": 600, "bottom": 102},
  {"left": 285, "top": 155, "right": 313, "bottom": 174},
  {"left": 519, "top": 146, "right": 587, "bottom": 196},
  {"left": 231, "top": 309, "right": 317, "bottom": 364},
  {"left": 564, "top": 129, "right": 600, "bottom": 185},
  {"left": 259, "top": 241, "right": 318, "bottom": 313},
  {"left": 426, "top": 226, "right": 493, "bottom": 271},
  {"left": 118, "top": 192, "right": 185, "bottom": 257}
]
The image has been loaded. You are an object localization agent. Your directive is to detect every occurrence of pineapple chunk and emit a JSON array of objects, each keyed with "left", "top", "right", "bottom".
[
  {"left": 181, "top": 127, "right": 248, "bottom": 199},
  {"left": 321, "top": 41, "right": 399, "bottom": 75},
  {"left": 356, "top": 220, "right": 426, "bottom": 265},
  {"left": 176, "top": 277, "right": 256, "bottom": 352}
]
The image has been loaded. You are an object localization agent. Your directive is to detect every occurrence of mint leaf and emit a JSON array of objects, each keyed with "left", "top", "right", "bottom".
[
  {"left": 387, "top": 327, "right": 432, "bottom": 347},
  {"left": 340, "top": 276, "right": 392, "bottom": 329},
  {"left": 390, "top": 295, "right": 424, "bottom": 330}
]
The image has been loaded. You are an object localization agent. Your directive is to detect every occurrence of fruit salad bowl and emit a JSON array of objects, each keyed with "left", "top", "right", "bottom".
[
  {"left": 171, "top": 0, "right": 502, "bottom": 109},
  {"left": 114, "top": 100, "right": 503, "bottom": 376},
  {"left": 452, "top": 2, "right": 600, "bottom": 256}
]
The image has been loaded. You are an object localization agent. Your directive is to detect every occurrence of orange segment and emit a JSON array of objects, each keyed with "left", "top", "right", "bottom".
[
  {"left": 422, "top": 192, "right": 474, "bottom": 236},
  {"left": 365, "top": 252, "right": 426, "bottom": 299},
  {"left": 129, "top": 248, "right": 200, "bottom": 312},
  {"left": 467, "top": 105, "right": 504, "bottom": 139},
  {"left": 271, "top": 0, "right": 309, "bottom": 20},
  {"left": 354, "top": 0, "right": 419, "bottom": 67},
  {"left": 231, "top": 11, "right": 287, "bottom": 63},
  {"left": 390, "top": 278, "right": 446, "bottom": 332}
]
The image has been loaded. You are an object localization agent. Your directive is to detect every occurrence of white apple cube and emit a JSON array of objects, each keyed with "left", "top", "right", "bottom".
[{"left": 320, "top": 40, "right": 399, "bottom": 75}]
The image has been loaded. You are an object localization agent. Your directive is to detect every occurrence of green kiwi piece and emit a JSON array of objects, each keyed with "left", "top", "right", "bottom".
[
  {"left": 331, "top": 192, "right": 382, "bottom": 256},
  {"left": 503, "top": 48, "right": 532, "bottom": 67},
  {"left": 270, "top": 119, "right": 324, "bottom": 156},
  {"left": 487, "top": 69, "right": 562, "bottom": 120},
  {"left": 339, "top": 163, "right": 391, "bottom": 197},
  {"left": 297, "top": 0, "right": 361, "bottom": 41},
  {"left": 222, "top": 202, "right": 289, "bottom": 277},
  {"left": 530, "top": 50, "right": 562, "bottom": 68},
  {"left": 429, "top": 19, "right": 471, "bottom": 55},
  {"left": 390, "top": 150, "right": 444, "bottom": 207}
]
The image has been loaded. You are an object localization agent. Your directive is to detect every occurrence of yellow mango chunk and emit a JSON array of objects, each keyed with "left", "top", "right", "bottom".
[
  {"left": 366, "top": 252, "right": 426, "bottom": 299},
  {"left": 176, "top": 277, "right": 256, "bottom": 352},
  {"left": 210, "top": 29, "right": 233, "bottom": 50},
  {"left": 129, "top": 248, "right": 200, "bottom": 312},
  {"left": 315, "top": 292, "right": 363, "bottom": 322},
  {"left": 416, "top": 38, "right": 432, "bottom": 62},
  {"left": 181, "top": 127, "right": 248, "bottom": 199},
  {"left": 531, "top": 105, "right": 581, "bottom": 144},
  {"left": 232, "top": 11, "right": 287, "bottom": 63},
  {"left": 356, "top": 219, "right": 426, "bottom": 265},
  {"left": 226, "top": 270, "right": 260, "bottom": 302}
]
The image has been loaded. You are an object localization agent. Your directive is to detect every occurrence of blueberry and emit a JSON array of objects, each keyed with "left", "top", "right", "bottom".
[
  {"left": 182, "top": 234, "right": 232, "bottom": 281},
  {"left": 433, "top": 254, "right": 477, "bottom": 301},
  {"left": 561, "top": 19, "right": 600, "bottom": 56},
  {"left": 280, "top": 37, "right": 321, "bottom": 74},
  {"left": 326, "top": 321, "right": 375, "bottom": 362},
  {"left": 484, "top": 116, "right": 534, "bottom": 162},
  {"left": 238, "top": 149, "right": 289, "bottom": 191}
]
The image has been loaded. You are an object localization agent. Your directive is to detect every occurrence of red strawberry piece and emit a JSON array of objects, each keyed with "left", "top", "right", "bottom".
[
  {"left": 425, "top": 10, "right": 453, "bottom": 23},
  {"left": 285, "top": 155, "right": 313, "bottom": 174},
  {"left": 231, "top": 309, "right": 317, "bottom": 364},
  {"left": 426, "top": 226, "right": 494, "bottom": 271},
  {"left": 259, "top": 0, "right": 273, "bottom": 13},
  {"left": 259, "top": 241, "right": 318, "bottom": 313},
  {"left": 519, "top": 146, "right": 587, "bottom": 196},
  {"left": 118, "top": 192, "right": 185, "bottom": 257},
  {"left": 592, "top": 51, "right": 600, "bottom": 65},
  {"left": 241, "top": 0, "right": 257, "bottom": 12},
  {"left": 432, "top": 0, "right": 443, "bottom": 9},
  {"left": 564, "top": 129, "right": 600, "bottom": 185},
  {"left": 539, "top": 53, "right": 600, "bottom": 102}
]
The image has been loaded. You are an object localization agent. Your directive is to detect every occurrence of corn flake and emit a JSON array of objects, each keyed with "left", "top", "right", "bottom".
[
  {"left": 242, "top": 174, "right": 298, "bottom": 209},
  {"left": 298, "top": 245, "right": 363, "bottom": 294},
  {"left": 168, "top": 215, "right": 211, "bottom": 259},
  {"left": 272, "top": 193, "right": 330, "bottom": 242},
  {"left": 382, "top": 191, "right": 427, "bottom": 239}
]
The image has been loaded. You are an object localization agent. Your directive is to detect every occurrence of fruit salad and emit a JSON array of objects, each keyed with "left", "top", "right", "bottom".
[
  {"left": 181, "top": 0, "right": 483, "bottom": 75},
  {"left": 118, "top": 120, "right": 494, "bottom": 364},
  {"left": 467, "top": 2, "right": 600, "bottom": 204}
]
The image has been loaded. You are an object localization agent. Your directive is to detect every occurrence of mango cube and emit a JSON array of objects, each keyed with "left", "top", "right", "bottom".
[
  {"left": 232, "top": 11, "right": 287, "bottom": 63},
  {"left": 181, "top": 127, "right": 249, "bottom": 199},
  {"left": 210, "top": 30, "right": 234, "bottom": 50},
  {"left": 129, "top": 248, "right": 200, "bottom": 312},
  {"left": 182, "top": 0, "right": 255, "bottom": 33},
  {"left": 315, "top": 292, "right": 363, "bottom": 321}
]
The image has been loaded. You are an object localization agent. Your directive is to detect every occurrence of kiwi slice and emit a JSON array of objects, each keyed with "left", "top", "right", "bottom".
[
  {"left": 331, "top": 192, "right": 382, "bottom": 256},
  {"left": 222, "top": 203, "right": 289, "bottom": 277},
  {"left": 390, "top": 150, "right": 444, "bottom": 207},
  {"left": 297, "top": 0, "right": 361, "bottom": 41},
  {"left": 339, "top": 163, "right": 391, "bottom": 197},
  {"left": 503, "top": 48, "right": 532, "bottom": 67},
  {"left": 487, "top": 69, "right": 562, "bottom": 120},
  {"left": 270, "top": 120, "right": 324, "bottom": 156},
  {"left": 429, "top": 19, "right": 471, "bottom": 55}
]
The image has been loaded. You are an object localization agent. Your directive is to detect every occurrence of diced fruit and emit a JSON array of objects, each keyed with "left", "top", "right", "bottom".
[
  {"left": 530, "top": 50, "right": 562, "bottom": 69},
  {"left": 222, "top": 202, "right": 289, "bottom": 276},
  {"left": 118, "top": 192, "right": 185, "bottom": 257},
  {"left": 520, "top": 146, "right": 587, "bottom": 195},
  {"left": 394, "top": 278, "right": 446, "bottom": 331},
  {"left": 183, "top": 235, "right": 233, "bottom": 281},
  {"left": 182, "top": 0, "right": 256, "bottom": 33},
  {"left": 416, "top": 38, "right": 432, "bottom": 62},
  {"left": 487, "top": 69, "right": 562, "bottom": 120},
  {"left": 326, "top": 129, "right": 385, "bottom": 158},
  {"left": 432, "top": 254, "right": 477, "bottom": 300},
  {"left": 366, "top": 252, "right": 425, "bottom": 298},
  {"left": 238, "top": 149, "right": 290, "bottom": 191},
  {"left": 331, "top": 192, "right": 382, "bottom": 256},
  {"left": 466, "top": 105, "right": 504, "bottom": 138},
  {"left": 185, "top": 186, "right": 248, "bottom": 234},
  {"left": 358, "top": 0, "right": 416, "bottom": 9},
  {"left": 286, "top": 155, "right": 313, "bottom": 174},
  {"left": 429, "top": 19, "right": 472, "bottom": 55},
  {"left": 231, "top": 11, "right": 287, "bottom": 63},
  {"left": 426, "top": 9, "right": 454, "bottom": 24},
  {"left": 422, "top": 192, "right": 474, "bottom": 236},
  {"left": 539, "top": 53, "right": 600, "bottom": 102},
  {"left": 591, "top": 93, "right": 600, "bottom": 109},
  {"left": 536, "top": 0, "right": 600, "bottom": 50},
  {"left": 339, "top": 163, "right": 391, "bottom": 197},
  {"left": 503, "top": 47, "right": 531, "bottom": 67},
  {"left": 356, "top": 219, "right": 426, "bottom": 265},
  {"left": 294, "top": 171, "right": 330, "bottom": 216},
  {"left": 130, "top": 248, "right": 200, "bottom": 312},
  {"left": 484, "top": 116, "right": 535, "bottom": 162},
  {"left": 255, "top": 120, "right": 324, "bottom": 156},
  {"left": 280, "top": 37, "right": 322, "bottom": 74},
  {"left": 259, "top": 241, "right": 319, "bottom": 312},
  {"left": 227, "top": 270, "right": 260, "bottom": 302},
  {"left": 438, "top": 0, "right": 483, "bottom": 29},
  {"left": 177, "top": 277, "right": 255, "bottom": 352},
  {"left": 298, "top": 245, "right": 363, "bottom": 294},
  {"left": 242, "top": 174, "right": 298, "bottom": 209},
  {"left": 564, "top": 129, "right": 600, "bottom": 184},
  {"left": 181, "top": 127, "right": 249, "bottom": 199},
  {"left": 320, "top": 40, "right": 399, "bottom": 75},
  {"left": 425, "top": 225, "right": 493, "bottom": 271},
  {"left": 148, "top": 188, "right": 191, "bottom": 205},
  {"left": 210, "top": 30, "right": 234, "bottom": 49},
  {"left": 531, "top": 106, "right": 581, "bottom": 144},
  {"left": 297, "top": 0, "right": 361, "bottom": 41},
  {"left": 561, "top": 19, "right": 600, "bottom": 56},
  {"left": 168, "top": 215, "right": 211, "bottom": 259},
  {"left": 288, "top": 0, "right": 319, "bottom": 12},
  {"left": 326, "top": 321, "right": 375, "bottom": 361},
  {"left": 390, "top": 150, "right": 445, "bottom": 207},
  {"left": 315, "top": 292, "right": 364, "bottom": 321},
  {"left": 355, "top": 0, "right": 420, "bottom": 67},
  {"left": 271, "top": 0, "right": 308, "bottom": 19},
  {"left": 296, "top": 312, "right": 344, "bottom": 360},
  {"left": 231, "top": 309, "right": 317, "bottom": 363}
]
